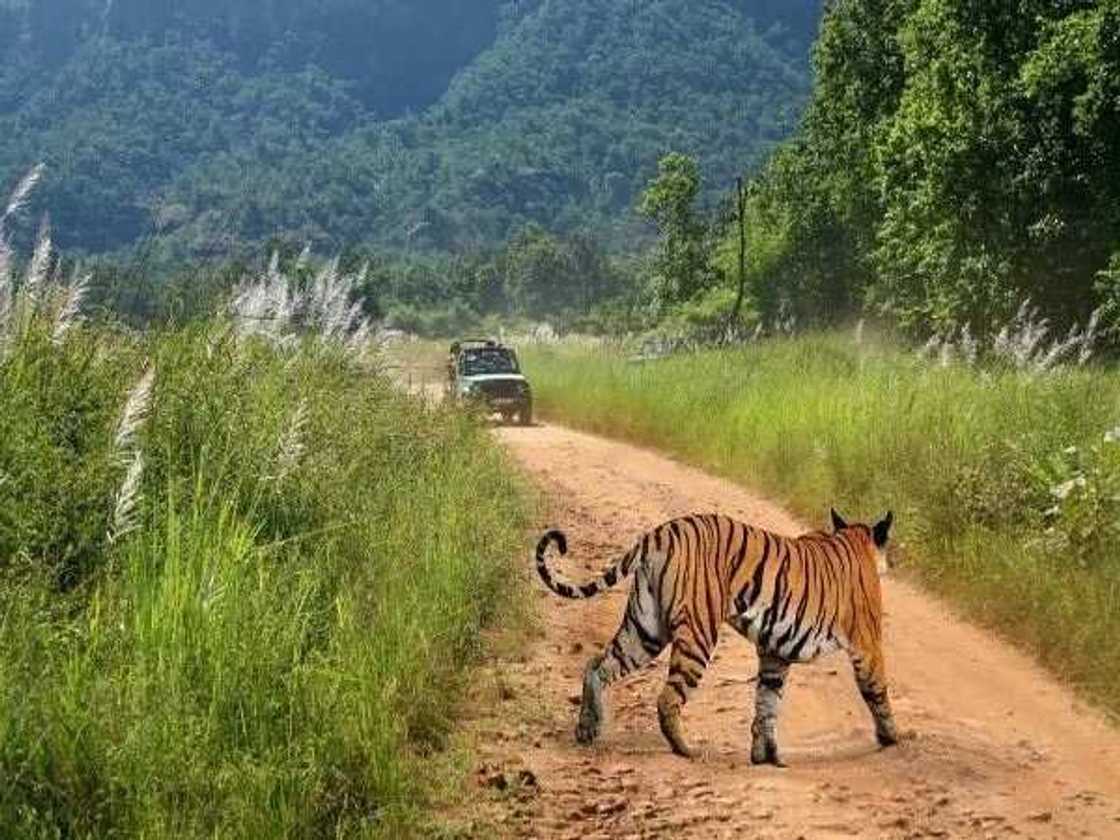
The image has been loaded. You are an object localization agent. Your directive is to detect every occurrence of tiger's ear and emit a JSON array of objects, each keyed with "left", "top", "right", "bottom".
[
  {"left": 830, "top": 508, "right": 848, "bottom": 532},
  {"left": 873, "top": 511, "right": 894, "bottom": 548}
]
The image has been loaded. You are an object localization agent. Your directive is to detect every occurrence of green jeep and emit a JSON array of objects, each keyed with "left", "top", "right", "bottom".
[{"left": 447, "top": 339, "right": 533, "bottom": 426}]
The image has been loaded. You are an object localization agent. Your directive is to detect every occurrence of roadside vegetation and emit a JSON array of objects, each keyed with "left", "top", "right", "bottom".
[
  {"left": 0, "top": 206, "right": 531, "bottom": 837},
  {"left": 523, "top": 329, "right": 1120, "bottom": 716}
]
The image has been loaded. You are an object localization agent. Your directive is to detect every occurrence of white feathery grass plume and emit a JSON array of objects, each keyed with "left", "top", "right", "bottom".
[
  {"left": 230, "top": 250, "right": 377, "bottom": 359},
  {"left": 992, "top": 325, "right": 1011, "bottom": 360},
  {"left": 52, "top": 270, "right": 90, "bottom": 345},
  {"left": 230, "top": 284, "right": 272, "bottom": 339},
  {"left": 309, "top": 258, "right": 347, "bottom": 338},
  {"left": 1, "top": 163, "right": 46, "bottom": 227},
  {"left": 958, "top": 324, "right": 976, "bottom": 365},
  {"left": 989, "top": 299, "right": 1102, "bottom": 373},
  {"left": 273, "top": 273, "right": 297, "bottom": 332},
  {"left": 854, "top": 319, "right": 865, "bottom": 346},
  {"left": 267, "top": 249, "right": 281, "bottom": 282},
  {"left": 114, "top": 366, "right": 155, "bottom": 455},
  {"left": 230, "top": 278, "right": 270, "bottom": 333},
  {"left": 938, "top": 339, "right": 953, "bottom": 368},
  {"left": 0, "top": 233, "right": 10, "bottom": 278},
  {"left": 1036, "top": 322, "right": 1081, "bottom": 371},
  {"left": 230, "top": 251, "right": 300, "bottom": 340},
  {"left": 0, "top": 164, "right": 44, "bottom": 335},
  {"left": 295, "top": 244, "right": 311, "bottom": 272},
  {"left": 1077, "top": 308, "right": 1101, "bottom": 366},
  {"left": 24, "top": 214, "right": 52, "bottom": 303},
  {"left": 273, "top": 399, "right": 309, "bottom": 481},
  {"left": 917, "top": 335, "right": 941, "bottom": 360},
  {"left": 346, "top": 318, "right": 376, "bottom": 362},
  {"left": 108, "top": 366, "right": 155, "bottom": 545},
  {"left": 109, "top": 450, "right": 144, "bottom": 544},
  {"left": 0, "top": 242, "right": 11, "bottom": 337},
  {"left": 260, "top": 263, "right": 290, "bottom": 335}
]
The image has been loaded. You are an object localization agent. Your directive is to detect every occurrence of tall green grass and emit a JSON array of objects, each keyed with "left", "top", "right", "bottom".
[
  {"left": 0, "top": 315, "right": 531, "bottom": 837},
  {"left": 523, "top": 333, "right": 1120, "bottom": 714}
]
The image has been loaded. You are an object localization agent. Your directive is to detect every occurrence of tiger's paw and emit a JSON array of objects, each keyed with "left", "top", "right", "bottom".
[
  {"left": 876, "top": 722, "right": 901, "bottom": 748},
  {"left": 575, "top": 713, "right": 601, "bottom": 745},
  {"left": 657, "top": 703, "right": 695, "bottom": 759},
  {"left": 880, "top": 726, "right": 916, "bottom": 747},
  {"left": 667, "top": 740, "right": 696, "bottom": 760},
  {"left": 751, "top": 739, "right": 786, "bottom": 767}
]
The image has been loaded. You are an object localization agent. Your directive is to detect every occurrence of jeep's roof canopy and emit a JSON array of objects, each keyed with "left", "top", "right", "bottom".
[{"left": 450, "top": 338, "right": 504, "bottom": 354}]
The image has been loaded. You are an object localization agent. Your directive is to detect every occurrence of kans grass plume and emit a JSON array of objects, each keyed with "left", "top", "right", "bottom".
[
  {"left": 110, "top": 451, "right": 145, "bottom": 544},
  {"left": 992, "top": 300, "right": 1101, "bottom": 372},
  {"left": 52, "top": 269, "right": 91, "bottom": 345},
  {"left": 2, "top": 166, "right": 50, "bottom": 347},
  {"left": 1, "top": 163, "right": 45, "bottom": 228},
  {"left": 113, "top": 366, "right": 155, "bottom": 454},
  {"left": 109, "top": 366, "right": 156, "bottom": 544},
  {"left": 0, "top": 165, "right": 90, "bottom": 350},
  {"left": 0, "top": 241, "right": 11, "bottom": 337},
  {"left": 229, "top": 252, "right": 377, "bottom": 359},
  {"left": 918, "top": 300, "right": 1101, "bottom": 373},
  {"left": 23, "top": 214, "right": 52, "bottom": 304},
  {"left": 272, "top": 399, "right": 309, "bottom": 482}
]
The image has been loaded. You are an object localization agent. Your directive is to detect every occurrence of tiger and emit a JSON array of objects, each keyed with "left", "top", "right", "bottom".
[{"left": 534, "top": 509, "right": 899, "bottom": 765}]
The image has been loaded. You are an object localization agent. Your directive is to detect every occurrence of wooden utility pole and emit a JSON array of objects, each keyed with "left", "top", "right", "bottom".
[{"left": 729, "top": 176, "right": 748, "bottom": 326}]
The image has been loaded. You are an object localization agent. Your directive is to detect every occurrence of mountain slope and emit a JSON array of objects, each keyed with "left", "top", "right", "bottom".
[{"left": 0, "top": 0, "right": 822, "bottom": 256}]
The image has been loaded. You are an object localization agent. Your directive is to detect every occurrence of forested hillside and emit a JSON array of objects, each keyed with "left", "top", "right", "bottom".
[
  {"left": 0, "top": 0, "right": 821, "bottom": 256},
  {"left": 735, "top": 0, "right": 1120, "bottom": 335}
]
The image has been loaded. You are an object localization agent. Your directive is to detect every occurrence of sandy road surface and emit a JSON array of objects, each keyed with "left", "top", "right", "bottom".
[{"left": 457, "top": 422, "right": 1120, "bottom": 840}]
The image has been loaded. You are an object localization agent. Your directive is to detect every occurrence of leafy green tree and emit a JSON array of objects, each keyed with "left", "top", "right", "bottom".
[
  {"left": 497, "top": 226, "right": 623, "bottom": 320},
  {"left": 639, "top": 153, "right": 715, "bottom": 310},
  {"left": 735, "top": 0, "right": 1120, "bottom": 335}
]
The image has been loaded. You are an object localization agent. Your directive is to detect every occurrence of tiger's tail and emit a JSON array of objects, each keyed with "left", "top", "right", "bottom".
[{"left": 534, "top": 529, "right": 641, "bottom": 599}]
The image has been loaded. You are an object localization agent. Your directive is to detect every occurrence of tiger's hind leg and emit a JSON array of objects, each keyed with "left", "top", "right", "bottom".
[
  {"left": 576, "top": 602, "right": 666, "bottom": 746},
  {"left": 656, "top": 626, "right": 716, "bottom": 759},
  {"left": 851, "top": 648, "right": 899, "bottom": 748},
  {"left": 751, "top": 651, "right": 791, "bottom": 766}
]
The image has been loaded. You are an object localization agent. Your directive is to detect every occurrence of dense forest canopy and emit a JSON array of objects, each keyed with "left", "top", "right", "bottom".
[
  {"left": 0, "top": 0, "right": 823, "bottom": 256},
  {"left": 5, "top": 0, "right": 506, "bottom": 114},
  {"left": 734, "top": 0, "right": 1120, "bottom": 335}
]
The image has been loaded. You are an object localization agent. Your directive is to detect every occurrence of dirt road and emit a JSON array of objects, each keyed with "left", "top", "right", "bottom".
[{"left": 456, "top": 422, "right": 1120, "bottom": 839}]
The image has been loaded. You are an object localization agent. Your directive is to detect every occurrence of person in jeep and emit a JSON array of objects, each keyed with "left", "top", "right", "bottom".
[{"left": 449, "top": 340, "right": 533, "bottom": 426}]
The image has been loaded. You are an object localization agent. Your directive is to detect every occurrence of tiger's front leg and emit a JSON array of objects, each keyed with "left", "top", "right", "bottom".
[
  {"left": 751, "top": 652, "right": 791, "bottom": 766},
  {"left": 657, "top": 631, "right": 715, "bottom": 759}
]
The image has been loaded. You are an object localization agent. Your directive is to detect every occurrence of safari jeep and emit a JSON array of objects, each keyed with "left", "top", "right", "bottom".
[{"left": 447, "top": 339, "right": 533, "bottom": 426}]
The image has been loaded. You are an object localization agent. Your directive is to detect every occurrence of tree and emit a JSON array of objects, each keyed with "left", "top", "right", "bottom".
[
  {"left": 502, "top": 225, "right": 576, "bottom": 319},
  {"left": 638, "top": 152, "right": 713, "bottom": 311}
]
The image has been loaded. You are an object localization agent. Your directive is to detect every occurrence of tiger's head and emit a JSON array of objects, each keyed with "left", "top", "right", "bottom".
[{"left": 830, "top": 508, "right": 894, "bottom": 574}]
